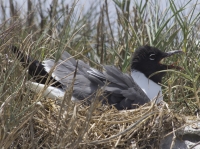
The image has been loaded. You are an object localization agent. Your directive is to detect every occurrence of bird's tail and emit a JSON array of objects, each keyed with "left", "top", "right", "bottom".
[
  {"left": 11, "top": 45, "right": 33, "bottom": 68},
  {"left": 10, "top": 46, "right": 62, "bottom": 87}
]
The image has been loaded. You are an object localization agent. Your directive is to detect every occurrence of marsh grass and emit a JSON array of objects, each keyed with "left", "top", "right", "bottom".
[{"left": 0, "top": 0, "right": 200, "bottom": 148}]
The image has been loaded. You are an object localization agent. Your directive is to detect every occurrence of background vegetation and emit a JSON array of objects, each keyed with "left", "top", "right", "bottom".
[{"left": 0, "top": 0, "right": 200, "bottom": 148}]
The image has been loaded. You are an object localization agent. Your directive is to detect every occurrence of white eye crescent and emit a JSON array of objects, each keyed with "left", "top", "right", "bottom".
[{"left": 149, "top": 54, "right": 156, "bottom": 60}]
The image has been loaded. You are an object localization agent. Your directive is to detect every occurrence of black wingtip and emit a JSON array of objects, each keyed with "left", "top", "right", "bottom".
[
  {"left": 10, "top": 45, "right": 63, "bottom": 88},
  {"left": 10, "top": 45, "right": 18, "bottom": 53},
  {"left": 10, "top": 45, "right": 32, "bottom": 67}
]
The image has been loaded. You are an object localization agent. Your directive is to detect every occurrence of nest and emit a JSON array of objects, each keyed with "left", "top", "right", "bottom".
[{"left": 0, "top": 92, "right": 186, "bottom": 148}]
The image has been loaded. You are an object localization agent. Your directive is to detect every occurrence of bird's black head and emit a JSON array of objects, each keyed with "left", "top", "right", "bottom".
[{"left": 131, "top": 45, "right": 183, "bottom": 84}]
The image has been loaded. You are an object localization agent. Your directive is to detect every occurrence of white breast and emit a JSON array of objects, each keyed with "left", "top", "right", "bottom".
[{"left": 131, "top": 70, "right": 163, "bottom": 102}]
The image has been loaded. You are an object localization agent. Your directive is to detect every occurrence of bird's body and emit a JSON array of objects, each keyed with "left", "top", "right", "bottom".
[{"left": 11, "top": 45, "right": 182, "bottom": 110}]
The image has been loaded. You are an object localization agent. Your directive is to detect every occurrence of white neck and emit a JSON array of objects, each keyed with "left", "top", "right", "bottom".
[{"left": 131, "top": 69, "right": 163, "bottom": 102}]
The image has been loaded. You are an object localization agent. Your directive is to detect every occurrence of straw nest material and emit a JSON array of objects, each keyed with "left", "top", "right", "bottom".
[{"left": 0, "top": 90, "right": 186, "bottom": 148}]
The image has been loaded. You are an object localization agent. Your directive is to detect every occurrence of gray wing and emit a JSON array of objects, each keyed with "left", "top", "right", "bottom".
[
  {"left": 89, "top": 65, "right": 150, "bottom": 110},
  {"left": 43, "top": 51, "right": 91, "bottom": 82},
  {"left": 42, "top": 51, "right": 104, "bottom": 100}
]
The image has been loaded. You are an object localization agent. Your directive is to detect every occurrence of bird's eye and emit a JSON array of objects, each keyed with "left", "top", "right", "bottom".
[{"left": 149, "top": 54, "right": 156, "bottom": 60}]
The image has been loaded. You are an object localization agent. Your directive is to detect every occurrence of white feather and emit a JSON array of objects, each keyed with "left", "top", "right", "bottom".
[
  {"left": 131, "top": 70, "right": 163, "bottom": 102},
  {"left": 26, "top": 81, "right": 65, "bottom": 100},
  {"left": 26, "top": 81, "right": 81, "bottom": 103}
]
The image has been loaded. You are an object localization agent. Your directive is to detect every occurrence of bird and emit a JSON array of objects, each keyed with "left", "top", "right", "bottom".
[{"left": 11, "top": 45, "right": 183, "bottom": 110}]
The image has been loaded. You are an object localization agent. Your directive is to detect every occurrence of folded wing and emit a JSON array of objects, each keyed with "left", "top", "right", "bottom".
[{"left": 42, "top": 51, "right": 104, "bottom": 101}]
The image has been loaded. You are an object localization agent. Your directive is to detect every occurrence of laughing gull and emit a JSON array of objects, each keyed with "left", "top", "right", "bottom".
[{"left": 11, "top": 45, "right": 182, "bottom": 110}]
